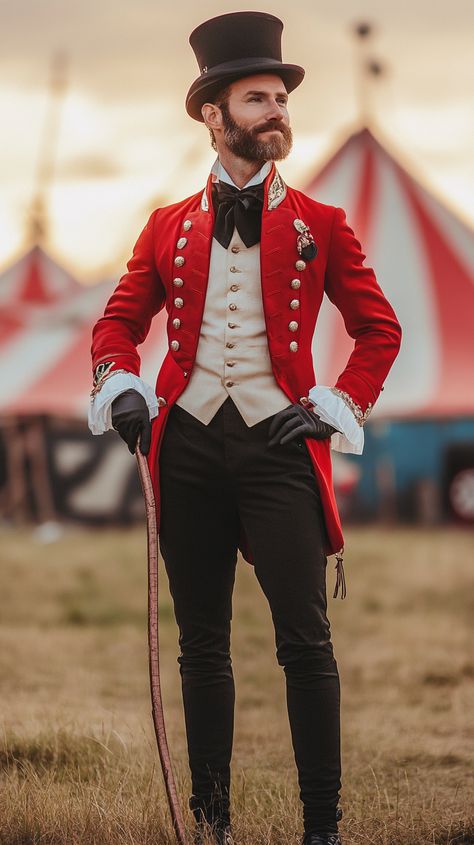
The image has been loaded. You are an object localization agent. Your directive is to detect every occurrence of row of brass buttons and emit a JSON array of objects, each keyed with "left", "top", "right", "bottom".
[{"left": 170, "top": 220, "right": 192, "bottom": 352}]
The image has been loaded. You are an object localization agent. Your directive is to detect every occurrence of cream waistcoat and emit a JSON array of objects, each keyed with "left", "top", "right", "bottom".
[{"left": 175, "top": 229, "right": 291, "bottom": 427}]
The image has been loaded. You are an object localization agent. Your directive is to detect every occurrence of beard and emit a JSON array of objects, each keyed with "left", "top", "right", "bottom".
[{"left": 220, "top": 101, "right": 293, "bottom": 162}]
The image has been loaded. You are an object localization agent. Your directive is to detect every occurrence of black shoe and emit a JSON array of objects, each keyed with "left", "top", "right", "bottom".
[
  {"left": 194, "top": 821, "right": 235, "bottom": 844},
  {"left": 302, "top": 834, "right": 342, "bottom": 845}
]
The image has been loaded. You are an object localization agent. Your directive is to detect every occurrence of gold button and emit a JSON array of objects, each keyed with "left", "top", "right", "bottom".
[
  {"left": 290, "top": 341, "right": 298, "bottom": 352},
  {"left": 230, "top": 266, "right": 240, "bottom": 273},
  {"left": 230, "top": 284, "right": 239, "bottom": 292},
  {"left": 172, "top": 318, "right": 181, "bottom": 329},
  {"left": 174, "top": 297, "right": 184, "bottom": 308},
  {"left": 231, "top": 245, "right": 239, "bottom": 254},
  {"left": 174, "top": 256, "right": 185, "bottom": 267},
  {"left": 177, "top": 237, "right": 187, "bottom": 249},
  {"left": 290, "top": 299, "right": 300, "bottom": 310},
  {"left": 226, "top": 381, "right": 234, "bottom": 387},
  {"left": 226, "top": 342, "right": 234, "bottom": 348},
  {"left": 295, "top": 260, "right": 306, "bottom": 271},
  {"left": 170, "top": 340, "right": 180, "bottom": 351},
  {"left": 183, "top": 220, "right": 192, "bottom": 231},
  {"left": 291, "top": 279, "right": 301, "bottom": 290},
  {"left": 228, "top": 322, "right": 237, "bottom": 329},
  {"left": 173, "top": 277, "right": 184, "bottom": 287},
  {"left": 289, "top": 320, "right": 298, "bottom": 331},
  {"left": 157, "top": 396, "right": 167, "bottom": 407},
  {"left": 226, "top": 361, "right": 235, "bottom": 367},
  {"left": 229, "top": 303, "right": 237, "bottom": 311}
]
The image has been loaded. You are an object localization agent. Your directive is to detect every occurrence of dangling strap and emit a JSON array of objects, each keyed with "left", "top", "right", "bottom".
[{"left": 333, "top": 547, "right": 347, "bottom": 599}]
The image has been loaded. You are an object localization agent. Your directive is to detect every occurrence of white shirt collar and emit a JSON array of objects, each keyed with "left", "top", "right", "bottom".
[{"left": 211, "top": 157, "right": 272, "bottom": 189}]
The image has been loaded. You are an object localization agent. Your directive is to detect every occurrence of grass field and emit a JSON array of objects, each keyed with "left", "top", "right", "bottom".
[{"left": 0, "top": 524, "right": 473, "bottom": 845}]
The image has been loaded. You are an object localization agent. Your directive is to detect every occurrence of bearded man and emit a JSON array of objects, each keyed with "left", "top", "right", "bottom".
[{"left": 88, "top": 11, "right": 402, "bottom": 845}]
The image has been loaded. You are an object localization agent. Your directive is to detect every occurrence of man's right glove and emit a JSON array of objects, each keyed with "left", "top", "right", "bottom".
[{"left": 111, "top": 388, "right": 151, "bottom": 455}]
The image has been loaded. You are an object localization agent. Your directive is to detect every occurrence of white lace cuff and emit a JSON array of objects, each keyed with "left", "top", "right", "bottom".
[
  {"left": 88, "top": 372, "right": 159, "bottom": 435},
  {"left": 308, "top": 384, "right": 364, "bottom": 455}
]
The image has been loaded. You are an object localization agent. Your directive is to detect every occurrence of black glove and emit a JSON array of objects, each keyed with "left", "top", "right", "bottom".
[
  {"left": 268, "top": 403, "right": 338, "bottom": 447},
  {"left": 111, "top": 389, "right": 151, "bottom": 455}
]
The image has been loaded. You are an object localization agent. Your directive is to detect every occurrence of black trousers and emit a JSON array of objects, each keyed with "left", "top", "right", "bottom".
[{"left": 158, "top": 396, "right": 342, "bottom": 835}]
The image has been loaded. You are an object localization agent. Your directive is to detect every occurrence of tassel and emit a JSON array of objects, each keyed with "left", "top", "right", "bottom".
[{"left": 333, "top": 547, "right": 347, "bottom": 599}]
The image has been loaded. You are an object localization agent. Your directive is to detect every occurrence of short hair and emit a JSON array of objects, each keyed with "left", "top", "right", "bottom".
[{"left": 206, "top": 82, "right": 232, "bottom": 151}]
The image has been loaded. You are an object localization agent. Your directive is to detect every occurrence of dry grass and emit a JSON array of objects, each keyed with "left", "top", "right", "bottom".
[{"left": 0, "top": 524, "right": 472, "bottom": 844}]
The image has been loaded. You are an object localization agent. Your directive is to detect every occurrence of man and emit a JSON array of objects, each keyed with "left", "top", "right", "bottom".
[{"left": 88, "top": 12, "right": 402, "bottom": 845}]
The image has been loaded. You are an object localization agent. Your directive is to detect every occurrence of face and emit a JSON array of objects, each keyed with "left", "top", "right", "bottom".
[{"left": 211, "top": 74, "right": 293, "bottom": 161}]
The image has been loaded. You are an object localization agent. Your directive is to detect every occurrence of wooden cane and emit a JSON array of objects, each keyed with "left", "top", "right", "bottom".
[{"left": 135, "top": 439, "right": 191, "bottom": 845}]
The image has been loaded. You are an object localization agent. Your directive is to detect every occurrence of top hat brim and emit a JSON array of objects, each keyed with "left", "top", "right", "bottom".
[{"left": 185, "top": 58, "right": 305, "bottom": 122}]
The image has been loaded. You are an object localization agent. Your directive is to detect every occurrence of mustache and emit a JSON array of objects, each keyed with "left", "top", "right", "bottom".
[{"left": 255, "top": 121, "right": 288, "bottom": 134}]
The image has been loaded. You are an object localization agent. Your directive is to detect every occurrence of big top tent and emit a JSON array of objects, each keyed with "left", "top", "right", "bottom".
[{"left": 305, "top": 126, "right": 474, "bottom": 420}]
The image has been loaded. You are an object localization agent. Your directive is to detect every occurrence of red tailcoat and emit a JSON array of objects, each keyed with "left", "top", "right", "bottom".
[{"left": 91, "top": 164, "right": 402, "bottom": 560}]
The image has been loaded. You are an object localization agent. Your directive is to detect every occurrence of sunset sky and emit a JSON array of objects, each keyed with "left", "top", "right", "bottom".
[{"left": 1, "top": 0, "right": 473, "bottom": 281}]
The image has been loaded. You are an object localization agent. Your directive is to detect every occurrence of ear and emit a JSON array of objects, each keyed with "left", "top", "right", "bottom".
[{"left": 201, "top": 102, "right": 223, "bottom": 131}]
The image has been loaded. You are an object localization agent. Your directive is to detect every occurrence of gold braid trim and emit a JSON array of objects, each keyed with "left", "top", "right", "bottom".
[
  {"left": 330, "top": 388, "right": 373, "bottom": 426},
  {"left": 90, "top": 367, "right": 129, "bottom": 401}
]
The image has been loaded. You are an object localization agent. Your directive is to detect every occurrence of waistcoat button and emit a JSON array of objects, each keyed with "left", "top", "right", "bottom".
[
  {"left": 230, "top": 284, "right": 239, "bottom": 292},
  {"left": 231, "top": 245, "right": 240, "bottom": 254},
  {"left": 226, "top": 381, "right": 234, "bottom": 387},
  {"left": 229, "top": 303, "right": 237, "bottom": 311}
]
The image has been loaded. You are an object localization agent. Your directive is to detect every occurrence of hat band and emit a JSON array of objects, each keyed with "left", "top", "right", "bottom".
[{"left": 198, "top": 56, "right": 283, "bottom": 76}]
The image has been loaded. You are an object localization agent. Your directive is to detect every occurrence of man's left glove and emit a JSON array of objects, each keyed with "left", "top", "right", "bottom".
[
  {"left": 268, "top": 403, "right": 338, "bottom": 447},
  {"left": 111, "top": 388, "right": 151, "bottom": 455}
]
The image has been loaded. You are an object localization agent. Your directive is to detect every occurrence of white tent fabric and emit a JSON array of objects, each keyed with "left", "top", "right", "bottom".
[{"left": 304, "top": 127, "right": 474, "bottom": 419}]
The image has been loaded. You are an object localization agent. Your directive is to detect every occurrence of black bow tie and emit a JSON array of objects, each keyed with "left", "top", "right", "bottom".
[{"left": 211, "top": 180, "right": 264, "bottom": 249}]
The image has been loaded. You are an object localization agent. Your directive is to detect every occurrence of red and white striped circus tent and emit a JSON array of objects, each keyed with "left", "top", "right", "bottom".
[
  {"left": 305, "top": 126, "right": 474, "bottom": 419},
  {"left": 0, "top": 245, "right": 80, "bottom": 348},
  {"left": 0, "top": 125, "right": 473, "bottom": 422}
]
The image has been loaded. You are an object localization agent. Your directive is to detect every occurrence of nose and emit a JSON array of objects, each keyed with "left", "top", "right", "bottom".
[{"left": 265, "top": 99, "right": 285, "bottom": 121}]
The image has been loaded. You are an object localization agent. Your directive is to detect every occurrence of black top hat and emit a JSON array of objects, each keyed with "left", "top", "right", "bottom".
[{"left": 186, "top": 11, "right": 305, "bottom": 122}]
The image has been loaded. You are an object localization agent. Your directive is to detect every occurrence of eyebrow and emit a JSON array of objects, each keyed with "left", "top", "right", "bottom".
[{"left": 244, "top": 90, "right": 288, "bottom": 99}]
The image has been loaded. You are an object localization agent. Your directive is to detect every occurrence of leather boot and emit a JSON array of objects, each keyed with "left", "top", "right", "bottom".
[
  {"left": 302, "top": 806, "right": 343, "bottom": 845},
  {"left": 190, "top": 793, "right": 234, "bottom": 844},
  {"left": 193, "top": 820, "right": 235, "bottom": 844}
]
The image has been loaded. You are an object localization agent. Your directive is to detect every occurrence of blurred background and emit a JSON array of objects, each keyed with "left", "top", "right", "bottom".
[
  {"left": 0, "top": 3, "right": 473, "bottom": 843},
  {"left": 0, "top": 0, "right": 473, "bottom": 529}
]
